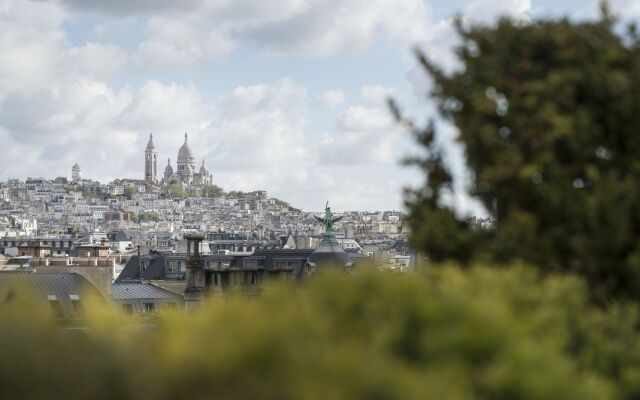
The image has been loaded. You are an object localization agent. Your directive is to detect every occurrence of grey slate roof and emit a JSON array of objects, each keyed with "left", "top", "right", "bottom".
[
  {"left": 117, "top": 255, "right": 169, "bottom": 282},
  {"left": 308, "top": 236, "right": 352, "bottom": 268},
  {"left": 0, "top": 272, "right": 104, "bottom": 318},
  {"left": 108, "top": 231, "right": 130, "bottom": 242},
  {"left": 117, "top": 248, "right": 356, "bottom": 284},
  {"left": 112, "top": 283, "right": 182, "bottom": 301}
]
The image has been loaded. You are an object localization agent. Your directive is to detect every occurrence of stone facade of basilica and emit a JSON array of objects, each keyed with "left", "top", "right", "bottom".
[{"left": 144, "top": 133, "right": 212, "bottom": 186}]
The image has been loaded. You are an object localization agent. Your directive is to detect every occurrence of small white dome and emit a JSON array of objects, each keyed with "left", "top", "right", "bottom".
[{"left": 164, "top": 159, "right": 174, "bottom": 175}]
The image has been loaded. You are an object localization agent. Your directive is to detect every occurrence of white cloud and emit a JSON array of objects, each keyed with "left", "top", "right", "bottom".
[
  {"left": 0, "top": 77, "right": 138, "bottom": 178},
  {"left": 59, "top": 0, "right": 432, "bottom": 57},
  {"left": 62, "top": 43, "right": 128, "bottom": 80},
  {"left": 316, "top": 89, "right": 346, "bottom": 109},
  {"left": 133, "top": 17, "right": 235, "bottom": 68},
  {"left": 463, "top": 0, "right": 531, "bottom": 23},
  {"left": 116, "top": 81, "right": 211, "bottom": 133},
  {"left": 610, "top": 0, "right": 640, "bottom": 17},
  {"left": 0, "top": 0, "right": 67, "bottom": 96},
  {"left": 316, "top": 105, "right": 404, "bottom": 170},
  {"left": 59, "top": 0, "right": 206, "bottom": 16},
  {"left": 360, "top": 85, "right": 399, "bottom": 105},
  {"left": 338, "top": 105, "right": 393, "bottom": 132},
  {"left": 208, "top": 79, "right": 309, "bottom": 176},
  {"left": 243, "top": 0, "right": 431, "bottom": 56}
]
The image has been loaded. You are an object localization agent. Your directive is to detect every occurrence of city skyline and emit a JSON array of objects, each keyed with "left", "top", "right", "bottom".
[{"left": 0, "top": 0, "right": 636, "bottom": 212}]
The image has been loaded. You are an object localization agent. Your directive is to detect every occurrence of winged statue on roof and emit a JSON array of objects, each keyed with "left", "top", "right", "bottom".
[{"left": 315, "top": 202, "right": 343, "bottom": 234}]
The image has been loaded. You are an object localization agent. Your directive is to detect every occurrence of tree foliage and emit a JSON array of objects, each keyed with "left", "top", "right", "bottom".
[
  {"left": 227, "top": 190, "right": 244, "bottom": 198},
  {"left": 272, "top": 197, "right": 301, "bottom": 212},
  {"left": 124, "top": 186, "right": 137, "bottom": 199},
  {"left": 167, "top": 183, "right": 187, "bottom": 198},
  {"left": 399, "top": 9, "right": 640, "bottom": 301},
  {"left": 204, "top": 184, "right": 225, "bottom": 198},
  {"left": 3, "top": 267, "right": 640, "bottom": 399},
  {"left": 130, "top": 212, "right": 160, "bottom": 223}
]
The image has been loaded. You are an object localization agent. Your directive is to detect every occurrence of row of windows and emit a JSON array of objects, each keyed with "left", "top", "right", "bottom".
[
  {"left": 121, "top": 302, "right": 178, "bottom": 314},
  {"left": 166, "top": 261, "right": 185, "bottom": 272},
  {"left": 206, "top": 261, "right": 302, "bottom": 269},
  {"left": 209, "top": 270, "right": 295, "bottom": 288},
  {"left": 273, "top": 261, "right": 300, "bottom": 269},
  {"left": 0, "top": 241, "right": 71, "bottom": 248},
  {"left": 205, "top": 261, "right": 231, "bottom": 269},
  {"left": 211, "top": 271, "right": 261, "bottom": 286}
]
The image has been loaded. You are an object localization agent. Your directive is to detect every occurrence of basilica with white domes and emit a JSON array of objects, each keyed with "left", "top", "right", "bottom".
[{"left": 144, "top": 132, "right": 212, "bottom": 186}]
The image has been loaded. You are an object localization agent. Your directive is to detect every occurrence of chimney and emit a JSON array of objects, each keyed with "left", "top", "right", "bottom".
[{"left": 184, "top": 234, "right": 205, "bottom": 310}]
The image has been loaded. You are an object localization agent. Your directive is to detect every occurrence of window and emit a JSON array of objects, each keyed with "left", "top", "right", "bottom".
[
  {"left": 69, "top": 294, "right": 84, "bottom": 316},
  {"left": 141, "top": 260, "right": 149, "bottom": 271},
  {"left": 248, "top": 271, "right": 257, "bottom": 285},
  {"left": 122, "top": 303, "right": 133, "bottom": 314},
  {"left": 47, "top": 295, "right": 63, "bottom": 318},
  {"left": 144, "top": 303, "right": 155, "bottom": 312},
  {"left": 274, "top": 261, "right": 288, "bottom": 269},
  {"left": 268, "top": 271, "right": 281, "bottom": 280}
]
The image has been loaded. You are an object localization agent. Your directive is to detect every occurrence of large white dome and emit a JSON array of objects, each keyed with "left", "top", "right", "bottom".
[{"left": 177, "top": 132, "right": 195, "bottom": 162}]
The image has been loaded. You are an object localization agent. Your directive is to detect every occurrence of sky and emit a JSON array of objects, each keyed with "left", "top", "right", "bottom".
[{"left": 0, "top": 0, "right": 638, "bottom": 212}]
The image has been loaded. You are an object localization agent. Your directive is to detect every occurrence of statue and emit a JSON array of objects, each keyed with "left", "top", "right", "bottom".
[{"left": 315, "top": 202, "right": 343, "bottom": 234}]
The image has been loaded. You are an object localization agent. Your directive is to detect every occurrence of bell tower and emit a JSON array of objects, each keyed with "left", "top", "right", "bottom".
[{"left": 144, "top": 132, "right": 157, "bottom": 183}]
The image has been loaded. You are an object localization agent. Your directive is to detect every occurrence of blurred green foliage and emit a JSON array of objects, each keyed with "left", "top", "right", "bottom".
[
  {"left": 2, "top": 267, "right": 640, "bottom": 399},
  {"left": 396, "top": 4, "right": 640, "bottom": 301}
]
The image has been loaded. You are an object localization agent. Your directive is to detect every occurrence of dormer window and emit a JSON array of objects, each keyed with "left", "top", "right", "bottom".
[
  {"left": 47, "top": 295, "right": 63, "bottom": 318},
  {"left": 69, "top": 294, "right": 83, "bottom": 316}
]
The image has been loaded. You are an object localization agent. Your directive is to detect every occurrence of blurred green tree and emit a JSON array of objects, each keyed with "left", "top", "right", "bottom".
[
  {"left": 3, "top": 267, "right": 640, "bottom": 399},
  {"left": 396, "top": 4, "right": 640, "bottom": 301}
]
